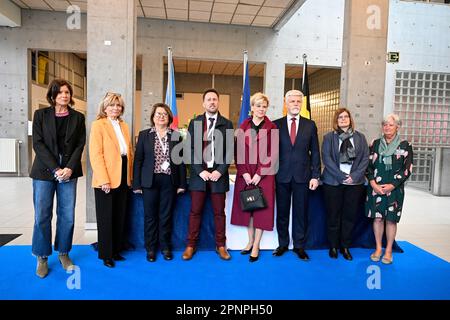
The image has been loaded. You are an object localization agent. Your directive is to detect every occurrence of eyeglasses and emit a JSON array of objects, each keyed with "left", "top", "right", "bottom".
[
  {"left": 338, "top": 115, "right": 350, "bottom": 119},
  {"left": 155, "top": 112, "right": 168, "bottom": 118}
]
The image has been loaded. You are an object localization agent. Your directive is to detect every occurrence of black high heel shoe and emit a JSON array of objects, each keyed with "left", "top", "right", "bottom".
[
  {"left": 240, "top": 246, "right": 253, "bottom": 255},
  {"left": 249, "top": 247, "right": 260, "bottom": 262},
  {"left": 113, "top": 253, "right": 126, "bottom": 261}
]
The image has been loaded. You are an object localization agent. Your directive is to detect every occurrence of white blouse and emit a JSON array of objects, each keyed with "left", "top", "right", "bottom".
[{"left": 109, "top": 118, "right": 128, "bottom": 156}]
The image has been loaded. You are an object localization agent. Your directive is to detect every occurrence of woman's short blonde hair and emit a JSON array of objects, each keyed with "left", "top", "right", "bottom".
[
  {"left": 332, "top": 108, "right": 355, "bottom": 131},
  {"left": 250, "top": 92, "right": 269, "bottom": 107},
  {"left": 382, "top": 113, "right": 402, "bottom": 127},
  {"left": 96, "top": 92, "right": 125, "bottom": 120}
]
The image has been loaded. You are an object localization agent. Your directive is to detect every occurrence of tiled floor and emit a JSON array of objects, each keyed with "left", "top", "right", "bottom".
[
  {"left": 1, "top": 177, "right": 449, "bottom": 261},
  {"left": 0, "top": 177, "right": 97, "bottom": 247}
]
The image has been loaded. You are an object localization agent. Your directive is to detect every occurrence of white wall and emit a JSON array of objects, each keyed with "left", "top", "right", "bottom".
[
  {"left": 137, "top": 0, "right": 345, "bottom": 124},
  {"left": 280, "top": 0, "right": 344, "bottom": 67},
  {"left": 384, "top": 0, "right": 450, "bottom": 114},
  {"left": 137, "top": 0, "right": 344, "bottom": 67}
]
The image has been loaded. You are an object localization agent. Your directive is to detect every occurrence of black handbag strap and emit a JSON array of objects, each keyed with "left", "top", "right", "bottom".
[{"left": 244, "top": 184, "right": 260, "bottom": 191}]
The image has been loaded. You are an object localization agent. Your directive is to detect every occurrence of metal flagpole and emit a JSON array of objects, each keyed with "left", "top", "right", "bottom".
[
  {"left": 167, "top": 46, "right": 172, "bottom": 95},
  {"left": 243, "top": 50, "right": 248, "bottom": 88},
  {"left": 302, "top": 53, "right": 307, "bottom": 88}
]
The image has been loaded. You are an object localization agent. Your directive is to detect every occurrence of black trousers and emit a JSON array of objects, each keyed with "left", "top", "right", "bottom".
[
  {"left": 275, "top": 180, "right": 309, "bottom": 249},
  {"left": 142, "top": 173, "right": 176, "bottom": 252},
  {"left": 94, "top": 156, "right": 128, "bottom": 260},
  {"left": 322, "top": 183, "right": 366, "bottom": 249}
]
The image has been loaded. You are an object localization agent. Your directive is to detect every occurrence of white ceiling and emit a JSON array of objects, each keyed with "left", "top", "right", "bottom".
[{"left": 10, "top": 0, "right": 299, "bottom": 28}]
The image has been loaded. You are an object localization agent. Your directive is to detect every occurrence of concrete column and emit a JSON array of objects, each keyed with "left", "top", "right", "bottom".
[
  {"left": 140, "top": 53, "right": 163, "bottom": 130},
  {"left": 264, "top": 58, "right": 286, "bottom": 120},
  {"left": 340, "top": 0, "right": 389, "bottom": 141},
  {"left": 86, "top": 0, "right": 137, "bottom": 226},
  {"left": 0, "top": 45, "right": 28, "bottom": 176}
]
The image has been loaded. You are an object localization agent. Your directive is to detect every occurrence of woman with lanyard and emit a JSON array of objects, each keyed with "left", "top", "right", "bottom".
[
  {"left": 89, "top": 92, "right": 133, "bottom": 268},
  {"left": 321, "top": 108, "right": 369, "bottom": 260},
  {"left": 132, "top": 103, "right": 186, "bottom": 262}
]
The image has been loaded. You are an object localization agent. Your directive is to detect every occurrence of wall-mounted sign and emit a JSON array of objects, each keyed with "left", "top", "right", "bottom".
[{"left": 387, "top": 52, "right": 399, "bottom": 63}]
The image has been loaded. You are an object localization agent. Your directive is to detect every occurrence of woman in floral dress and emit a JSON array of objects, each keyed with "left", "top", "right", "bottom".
[{"left": 366, "top": 113, "right": 413, "bottom": 265}]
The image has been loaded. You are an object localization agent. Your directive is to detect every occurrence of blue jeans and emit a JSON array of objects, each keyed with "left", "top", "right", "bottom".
[{"left": 32, "top": 178, "right": 77, "bottom": 257}]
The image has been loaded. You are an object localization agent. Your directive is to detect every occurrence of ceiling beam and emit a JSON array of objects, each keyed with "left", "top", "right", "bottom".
[
  {"left": 273, "top": 0, "right": 306, "bottom": 31},
  {"left": 0, "top": 0, "right": 21, "bottom": 27}
]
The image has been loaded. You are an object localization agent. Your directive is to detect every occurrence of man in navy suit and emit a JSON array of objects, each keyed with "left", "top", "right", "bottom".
[{"left": 273, "top": 90, "right": 321, "bottom": 261}]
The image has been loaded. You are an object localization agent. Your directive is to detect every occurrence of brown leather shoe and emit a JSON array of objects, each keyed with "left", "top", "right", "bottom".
[
  {"left": 216, "top": 246, "right": 231, "bottom": 260},
  {"left": 182, "top": 246, "right": 196, "bottom": 260}
]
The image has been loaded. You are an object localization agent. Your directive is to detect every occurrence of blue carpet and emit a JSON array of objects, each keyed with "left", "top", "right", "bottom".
[{"left": 0, "top": 241, "right": 448, "bottom": 300}]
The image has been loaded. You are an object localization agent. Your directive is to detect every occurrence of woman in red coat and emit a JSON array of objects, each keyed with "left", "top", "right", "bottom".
[{"left": 231, "top": 92, "right": 278, "bottom": 262}]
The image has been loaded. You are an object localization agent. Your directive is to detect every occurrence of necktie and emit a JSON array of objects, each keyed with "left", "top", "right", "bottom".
[
  {"left": 208, "top": 117, "right": 215, "bottom": 133},
  {"left": 290, "top": 117, "right": 297, "bottom": 145},
  {"left": 206, "top": 117, "right": 215, "bottom": 165}
]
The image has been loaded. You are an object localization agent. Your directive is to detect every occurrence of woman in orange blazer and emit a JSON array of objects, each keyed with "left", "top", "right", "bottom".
[{"left": 89, "top": 92, "right": 133, "bottom": 268}]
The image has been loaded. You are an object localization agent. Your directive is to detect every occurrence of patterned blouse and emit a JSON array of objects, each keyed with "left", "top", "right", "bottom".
[{"left": 151, "top": 127, "right": 172, "bottom": 175}]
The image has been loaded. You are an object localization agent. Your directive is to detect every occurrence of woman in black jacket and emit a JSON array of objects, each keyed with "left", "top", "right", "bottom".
[
  {"left": 30, "top": 79, "right": 86, "bottom": 278},
  {"left": 133, "top": 103, "right": 186, "bottom": 262}
]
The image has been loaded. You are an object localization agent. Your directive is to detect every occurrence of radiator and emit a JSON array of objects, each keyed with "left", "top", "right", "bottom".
[{"left": 0, "top": 138, "right": 18, "bottom": 173}]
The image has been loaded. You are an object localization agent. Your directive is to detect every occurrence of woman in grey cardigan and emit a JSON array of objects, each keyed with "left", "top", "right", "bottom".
[{"left": 321, "top": 108, "right": 369, "bottom": 260}]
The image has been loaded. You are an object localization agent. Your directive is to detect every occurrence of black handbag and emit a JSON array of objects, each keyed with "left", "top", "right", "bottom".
[{"left": 239, "top": 185, "right": 267, "bottom": 212}]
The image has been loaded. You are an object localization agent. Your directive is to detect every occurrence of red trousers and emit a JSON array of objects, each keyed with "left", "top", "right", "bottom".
[{"left": 187, "top": 187, "right": 226, "bottom": 248}]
